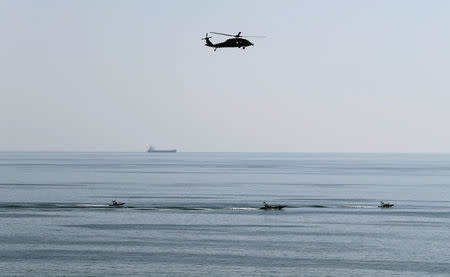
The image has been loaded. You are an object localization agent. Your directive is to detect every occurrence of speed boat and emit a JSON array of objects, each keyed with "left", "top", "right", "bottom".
[
  {"left": 260, "top": 201, "right": 286, "bottom": 210},
  {"left": 378, "top": 201, "right": 394, "bottom": 208},
  {"left": 109, "top": 200, "right": 125, "bottom": 207}
]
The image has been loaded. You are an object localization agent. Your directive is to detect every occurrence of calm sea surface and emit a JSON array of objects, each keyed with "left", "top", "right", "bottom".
[{"left": 0, "top": 152, "right": 449, "bottom": 276}]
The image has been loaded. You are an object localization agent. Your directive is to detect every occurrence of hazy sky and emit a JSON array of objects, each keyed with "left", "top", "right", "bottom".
[{"left": 1, "top": 0, "right": 450, "bottom": 152}]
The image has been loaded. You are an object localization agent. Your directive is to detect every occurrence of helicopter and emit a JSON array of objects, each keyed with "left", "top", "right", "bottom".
[{"left": 202, "top": 32, "right": 264, "bottom": 51}]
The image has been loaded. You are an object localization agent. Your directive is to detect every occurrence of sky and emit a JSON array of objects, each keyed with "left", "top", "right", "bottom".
[{"left": 1, "top": 0, "right": 450, "bottom": 152}]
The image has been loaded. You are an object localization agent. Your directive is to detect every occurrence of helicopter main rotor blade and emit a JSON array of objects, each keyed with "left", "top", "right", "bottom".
[
  {"left": 210, "top": 32, "right": 236, "bottom": 37},
  {"left": 239, "top": 35, "right": 266, "bottom": 38},
  {"left": 210, "top": 32, "right": 265, "bottom": 38}
]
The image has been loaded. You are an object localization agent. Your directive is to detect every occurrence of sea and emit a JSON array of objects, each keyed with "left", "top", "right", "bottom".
[{"left": 0, "top": 152, "right": 449, "bottom": 276}]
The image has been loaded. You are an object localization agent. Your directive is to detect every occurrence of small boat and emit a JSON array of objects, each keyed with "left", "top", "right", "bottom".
[
  {"left": 147, "top": 146, "right": 177, "bottom": 153},
  {"left": 109, "top": 200, "right": 125, "bottom": 207},
  {"left": 260, "top": 201, "right": 286, "bottom": 210},
  {"left": 378, "top": 201, "right": 394, "bottom": 208}
]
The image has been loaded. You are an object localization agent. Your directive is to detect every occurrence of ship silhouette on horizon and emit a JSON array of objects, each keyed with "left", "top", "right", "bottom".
[{"left": 147, "top": 146, "right": 177, "bottom": 153}]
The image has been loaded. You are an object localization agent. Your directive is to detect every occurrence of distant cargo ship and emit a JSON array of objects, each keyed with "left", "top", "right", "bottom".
[{"left": 147, "top": 146, "right": 177, "bottom": 153}]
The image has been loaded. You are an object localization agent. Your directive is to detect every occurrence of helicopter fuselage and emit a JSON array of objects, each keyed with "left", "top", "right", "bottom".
[{"left": 205, "top": 37, "right": 253, "bottom": 51}]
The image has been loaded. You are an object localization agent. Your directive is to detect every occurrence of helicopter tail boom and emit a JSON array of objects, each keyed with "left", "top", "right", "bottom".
[
  {"left": 204, "top": 37, "right": 214, "bottom": 47},
  {"left": 202, "top": 33, "right": 215, "bottom": 47}
]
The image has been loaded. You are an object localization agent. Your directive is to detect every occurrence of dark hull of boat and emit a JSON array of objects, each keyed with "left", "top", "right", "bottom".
[
  {"left": 378, "top": 204, "right": 394, "bottom": 208},
  {"left": 260, "top": 205, "right": 286, "bottom": 210},
  {"left": 109, "top": 203, "right": 125, "bottom": 207}
]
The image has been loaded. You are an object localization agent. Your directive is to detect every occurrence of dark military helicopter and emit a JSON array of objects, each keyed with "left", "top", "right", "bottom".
[{"left": 202, "top": 32, "right": 264, "bottom": 51}]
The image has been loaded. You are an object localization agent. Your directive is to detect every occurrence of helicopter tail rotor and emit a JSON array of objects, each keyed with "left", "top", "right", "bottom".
[
  {"left": 201, "top": 33, "right": 212, "bottom": 40},
  {"left": 202, "top": 33, "right": 214, "bottom": 47}
]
